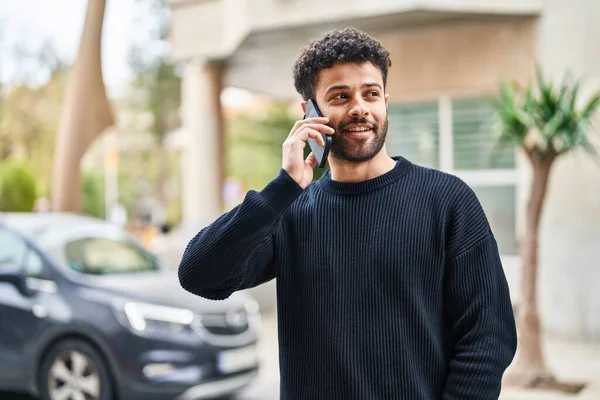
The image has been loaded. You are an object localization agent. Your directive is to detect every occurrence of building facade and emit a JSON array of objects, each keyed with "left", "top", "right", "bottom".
[{"left": 168, "top": 0, "right": 600, "bottom": 340}]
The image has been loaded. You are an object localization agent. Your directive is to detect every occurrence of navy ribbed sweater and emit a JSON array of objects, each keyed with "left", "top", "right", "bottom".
[{"left": 178, "top": 156, "right": 517, "bottom": 399}]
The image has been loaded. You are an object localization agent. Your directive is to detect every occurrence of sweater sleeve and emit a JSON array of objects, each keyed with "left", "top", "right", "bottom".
[
  {"left": 442, "top": 181, "right": 518, "bottom": 400},
  {"left": 178, "top": 169, "right": 304, "bottom": 300}
]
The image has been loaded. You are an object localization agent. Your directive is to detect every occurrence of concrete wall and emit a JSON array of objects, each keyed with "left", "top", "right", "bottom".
[
  {"left": 377, "top": 18, "right": 535, "bottom": 102},
  {"left": 532, "top": 0, "right": 600, "bottom": 340},
  {"left": 223, "top": 17, "right": 536, "bottom": 100},
  {"left": 169, "top": 0, "right": 541, "bottom": 62}
]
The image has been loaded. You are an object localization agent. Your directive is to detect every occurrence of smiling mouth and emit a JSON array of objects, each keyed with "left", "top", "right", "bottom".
[{"left": 344, "top": 126, "right": 373, "bottom": 137}]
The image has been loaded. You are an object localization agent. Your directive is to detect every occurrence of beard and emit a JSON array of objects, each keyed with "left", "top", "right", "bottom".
[{"left": 329, "top": 115, "right": 388, "bottom": 164}]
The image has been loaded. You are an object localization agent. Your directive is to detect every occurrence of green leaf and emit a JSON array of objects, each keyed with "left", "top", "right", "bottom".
[
  {"left": 490, "top": 82, "right": 534, "bottom": 147},
  {"left": 543, "top": 111, "right": 564, "bottom": 140},
  {"left": 581, "top": 93, "right": 600, "bottom": 120},
  {"left": 578, "top": 132, "right": 597, "bottom": 155},
  {"left": 569, "top": 81, "right": 580, "bottom": 112}
]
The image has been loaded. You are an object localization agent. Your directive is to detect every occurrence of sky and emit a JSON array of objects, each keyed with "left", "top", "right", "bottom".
[
  {"left": 1, "top": 0, "right": 152, "bottom": 96},
  {"left": 0, "top": 0, "right": 253, "bottom": 105}
]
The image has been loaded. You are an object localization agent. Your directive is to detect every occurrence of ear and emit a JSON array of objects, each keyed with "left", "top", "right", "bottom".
[
  {"left": 301, "top": 101, "right": 308, "bottom": 113},
  {"left": 385, "top": 93, "right": 390, "bottom": 109}
]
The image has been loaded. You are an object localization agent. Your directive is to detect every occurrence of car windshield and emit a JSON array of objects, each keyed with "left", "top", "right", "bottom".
[{"left": 65, "top": 237, "right": 161, "bottom": 275}]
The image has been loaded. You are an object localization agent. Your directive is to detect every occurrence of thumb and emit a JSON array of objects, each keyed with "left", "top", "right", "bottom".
[{"left": 305, "top": 152, "right": 317, "bottom": 169}]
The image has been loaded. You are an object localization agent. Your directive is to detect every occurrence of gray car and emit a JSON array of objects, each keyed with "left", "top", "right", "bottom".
[{"left": 0, "top": 212, "right": 261, "bottom": 400}]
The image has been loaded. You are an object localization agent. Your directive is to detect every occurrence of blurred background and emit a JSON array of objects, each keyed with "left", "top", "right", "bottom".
[{"left": 1, "top": 0, "right": 600, "bottom": 399}]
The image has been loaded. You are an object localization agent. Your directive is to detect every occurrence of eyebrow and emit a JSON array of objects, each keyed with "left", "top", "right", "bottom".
[{"left": 324, "top": 82, "right": 383, "bottom": 95}]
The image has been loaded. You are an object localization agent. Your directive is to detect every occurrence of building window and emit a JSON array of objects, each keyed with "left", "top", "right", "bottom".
[
  {"left": 387, "top": 102, "right": 439, "bottom": 169},
  {"left": 452, "top": 98, "right": 514, "bottom": 170},
  {"left": 387, "top": 97, "right": 518, "bottom": 255}
]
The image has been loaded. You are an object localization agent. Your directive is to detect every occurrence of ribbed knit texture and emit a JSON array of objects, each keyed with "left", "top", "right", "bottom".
[{"left": 178, "top": 156, "right": 517, "bottom": 400}]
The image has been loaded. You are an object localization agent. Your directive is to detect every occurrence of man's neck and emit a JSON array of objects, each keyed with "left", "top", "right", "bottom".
[{"left": 328, "top": 149, "right": 396, "bottom": 183}]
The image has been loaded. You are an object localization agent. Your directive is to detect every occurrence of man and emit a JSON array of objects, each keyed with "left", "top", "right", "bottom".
[{"left": 178, "top": 27, "right": 517, "bottom": 399}]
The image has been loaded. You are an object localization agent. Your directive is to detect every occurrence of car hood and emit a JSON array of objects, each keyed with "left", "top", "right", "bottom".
[{"left": 78, "top": 269, "right": 250, "bottom": 314}]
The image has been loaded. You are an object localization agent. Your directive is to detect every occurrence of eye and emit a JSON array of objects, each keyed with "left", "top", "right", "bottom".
[
  {"left": 331, "top": 93, "right": 348, "bottom": 100},
  {"left": 367, "top": 91, "right": 380, "bottom": 97}
]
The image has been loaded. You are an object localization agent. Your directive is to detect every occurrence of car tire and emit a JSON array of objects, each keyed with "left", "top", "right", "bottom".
[{"left": 38, "top": 338, "right": 114, "bottom": 400}]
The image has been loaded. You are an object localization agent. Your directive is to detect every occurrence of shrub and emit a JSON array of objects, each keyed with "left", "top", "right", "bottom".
[{"left": 0, "top": 160, "right": 38, "bottom": 212}]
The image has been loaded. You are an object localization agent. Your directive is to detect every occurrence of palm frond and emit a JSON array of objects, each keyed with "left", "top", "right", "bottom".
[
  {"left": 493, "top": 65, "right": 600, "bottom": 162},
  {"left": 576, "top": 131, "right": 597, "bottom": 154},
  {"left": 491, "top": 83, "right": 533, "bottom": 143},
  {"left": 581, "top": 93, "right": 600, "bottom": 120},
  {"left": 568, "top": 81, "right": 580, "bottom": 113}
]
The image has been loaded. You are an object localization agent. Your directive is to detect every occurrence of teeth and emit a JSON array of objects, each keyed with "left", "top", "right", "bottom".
[{"left": 346, "top": 127, "right": 371, "bottom": 132}]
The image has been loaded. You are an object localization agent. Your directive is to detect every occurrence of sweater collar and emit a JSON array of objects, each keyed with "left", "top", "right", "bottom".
[{"left": 317, "top": 156, "right": 413, "bottom": 195}]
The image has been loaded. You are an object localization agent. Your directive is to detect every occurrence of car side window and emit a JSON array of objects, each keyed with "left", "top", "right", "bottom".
[
  {"left": 23, "top": 249, "right": 52, "bottom": 280},
  {"left": 0, "top": 228, "right": 27, "bottom": 270},
  {"left": 65, "top": 237, "right": 160, "bottom": 275}
]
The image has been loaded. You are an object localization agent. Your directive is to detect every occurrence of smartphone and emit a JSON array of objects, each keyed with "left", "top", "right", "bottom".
[{"left": 304, "top": 99, "right": 332, "bottom": 168}]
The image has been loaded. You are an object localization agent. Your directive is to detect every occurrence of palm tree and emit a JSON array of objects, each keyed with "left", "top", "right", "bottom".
[{"left": 492, "top": 67, "right": 600, "bottom": 389}]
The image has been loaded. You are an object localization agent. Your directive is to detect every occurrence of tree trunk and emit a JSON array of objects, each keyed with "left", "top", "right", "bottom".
[
  {"left": 505, "top": 158, "right": 556, "bottom": 387},
  {"left": 51, "top": 0, "right": 114, "bottom": 212}
]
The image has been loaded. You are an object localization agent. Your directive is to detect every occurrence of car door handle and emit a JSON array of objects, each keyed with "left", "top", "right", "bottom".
[{"left": 32, "top": 304, "right": 48, "bottom": 319}]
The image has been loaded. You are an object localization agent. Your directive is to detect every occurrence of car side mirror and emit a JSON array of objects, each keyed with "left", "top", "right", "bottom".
[{"left": 0, "top": 263, "right": 34, "bottom": 297}]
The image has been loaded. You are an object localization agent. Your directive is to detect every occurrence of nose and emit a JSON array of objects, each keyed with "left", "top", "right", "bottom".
[{"left": 347, "top": 97, "right": 370, "bottom": 119}]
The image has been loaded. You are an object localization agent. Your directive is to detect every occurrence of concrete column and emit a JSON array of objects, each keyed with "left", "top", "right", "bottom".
[
  {"left": 180, "top": 60, "right": 225, "bottom": 238},
  {"left": 52, "top": 0, "right": 114, "bottom": 212}
]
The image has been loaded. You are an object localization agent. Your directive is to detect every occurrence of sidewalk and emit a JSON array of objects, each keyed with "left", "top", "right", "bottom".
[{"left": 501, "top": 337, "right": 600, "bottom": 400}]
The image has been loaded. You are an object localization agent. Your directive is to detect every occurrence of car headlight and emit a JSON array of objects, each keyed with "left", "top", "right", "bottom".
[
  {"left": 121, "top": 301, "right": 195, "bottom": 336},
  {"left": 244, "top": 299, "right": 260, "bottom": 315},
  {"left": 244, "top": 299, "right": 261, "bottom": 334}
]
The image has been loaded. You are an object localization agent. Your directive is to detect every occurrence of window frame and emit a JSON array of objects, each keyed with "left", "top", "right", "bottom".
[
  {"left": 0, "top": 226, "right": 57, "bottom": 294},
  {"left": 23, "top": 248, "right": 54, "bottom": 281}
]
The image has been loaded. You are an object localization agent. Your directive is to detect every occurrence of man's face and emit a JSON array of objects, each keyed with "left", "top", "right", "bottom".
[{"left": 311, "top": 62, "right": 389, "bottom": 163}]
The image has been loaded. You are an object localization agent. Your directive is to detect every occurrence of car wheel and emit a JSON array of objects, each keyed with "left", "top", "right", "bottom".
[{"left": 38, "top": 338, "right": 113, "bottom": 400}]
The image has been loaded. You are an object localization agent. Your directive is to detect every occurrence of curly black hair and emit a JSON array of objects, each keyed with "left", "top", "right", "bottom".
[{"left": 293, "top": 27, "right": 392, "bottom": 101}]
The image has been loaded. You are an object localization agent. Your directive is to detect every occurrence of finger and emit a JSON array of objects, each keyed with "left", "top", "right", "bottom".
[
  {"left": 296, "top": 128, "right": 326, "bottom": 145},
  {"left": 316, "top": 132, "right": 326, "bottom": 146},
  {"left": 289, "top": 117, "right": 330, "bottom": 138},
  {"left": 314, "top": 131, "right": 326, "bottom": 147},
  {"left": 282, "top": 137, "right": 307, "bottom": 152},
  {"left": 303, "top": 128, "right": 325, "bottom": 146},
  {"left": 305, "top": 152, "right": 317, "bottom": 169},
  {"left": 303, "top": 116, "right": 329, "bottom": 124},
  {"left": 287, "top": 120, "right": 304, "bottom": 139},
  {"left": 297, "top": 123, "right": 335, "bottom": 136}
]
